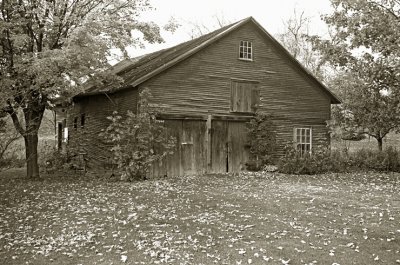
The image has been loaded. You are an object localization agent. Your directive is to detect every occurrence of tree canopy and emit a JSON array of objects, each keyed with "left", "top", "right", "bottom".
[
  {"left": 277, "top": 9, "right": 326, "bottom": 80},
  {"left": 0, "top": 0, "right": 174, "bottom": 177},
  {"left": 311, "top": 0, "right": 400, "bottom": 150}
]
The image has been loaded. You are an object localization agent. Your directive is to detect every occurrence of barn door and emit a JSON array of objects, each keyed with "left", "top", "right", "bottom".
[
  {"left": 211, "top": 120, "right": 229, "bottom": 173},
  {"left": 151, "top": 120, "right": 206, "bottom": 177},
  {"left": 211, "top": 120, "right": 249, "bottom": 173},
  {"left": 152, "top": 119, "right": 248, "bottom": 176},
  {"left": 227, "top": 121, "right": 249, "bottom": 172},
  {"left": 181, "top": 121, "right": 207, "bottom": 175}
]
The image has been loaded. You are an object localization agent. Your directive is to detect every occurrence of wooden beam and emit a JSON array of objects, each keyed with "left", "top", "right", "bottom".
[
  {"left": 206, "top": 114, "right": 212, "bottom": 172},
  {"left": 157, "top": 113, "right": 255, "bottom": 121},
  {"left": 212, "top": 114, "right": 254, "bottom": 121},
  {"left": 157, "top": 113, "right": 207, "bottom": 120}
]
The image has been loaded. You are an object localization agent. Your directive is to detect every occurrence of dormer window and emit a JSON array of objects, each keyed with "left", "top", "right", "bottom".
[{"left": 239, "top": 41, "right": 252, "bottom": 60}]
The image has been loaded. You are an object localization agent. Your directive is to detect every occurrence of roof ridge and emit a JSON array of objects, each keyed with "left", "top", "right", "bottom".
[{"left": 76, "top": 16, "right": 340, "bottom": 104}]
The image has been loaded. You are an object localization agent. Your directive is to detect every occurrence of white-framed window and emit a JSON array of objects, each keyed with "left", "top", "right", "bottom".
[
  {"left": 239, "top": 41, "right": 253, "bottom": 60},
  {"left": 294, "top": 127, "right": 312, "bottom": 156}
]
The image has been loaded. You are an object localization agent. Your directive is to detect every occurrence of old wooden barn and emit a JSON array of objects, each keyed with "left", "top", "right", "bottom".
[{"left": 57, "top": 17, "right": 340, "bottom": 176}]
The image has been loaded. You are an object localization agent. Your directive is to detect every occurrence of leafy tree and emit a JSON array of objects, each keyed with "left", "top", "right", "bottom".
[
  {"left": 310, "top": 0, "right": 400, "bottom": 151},
  {"left": 101, "top": 89, "right": 176, "bottom": 181},
  {"left": 0, "top": 0, "right": 174, "bottom": 178},
  {"left": 0, "top": 115, "right": 21, "bottom": 169},
  {"left": 277, "top": 9, "right": 327, "bottom": 80}
]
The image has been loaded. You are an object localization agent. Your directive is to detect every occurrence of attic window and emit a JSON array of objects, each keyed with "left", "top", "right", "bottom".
[{"left": 239, "top": 41, "right": 252, "bottom": 60}]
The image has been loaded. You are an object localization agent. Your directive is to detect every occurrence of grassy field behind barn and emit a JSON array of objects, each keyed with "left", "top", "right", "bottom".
[
  {"left": 0, "top": 169, "right": 399, "bottom": 265},
  {"left": 332, "top": 132, "right": 400, "bottom": 152}
]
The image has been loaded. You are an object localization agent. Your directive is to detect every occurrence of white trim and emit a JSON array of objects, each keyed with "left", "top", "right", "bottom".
[
  {"left": 63, "top": 128, "right": 69, "bottom": 143},
  {"left": 239, "top": 40, "right": 253, "bottom": 60},
  {"left": 294, "top": 127, "right": 312, "bottom": 155}
]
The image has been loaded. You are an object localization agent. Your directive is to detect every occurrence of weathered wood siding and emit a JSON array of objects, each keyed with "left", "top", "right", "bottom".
[
  {"left": 211, "top": 120, "right": 249, "bottom": 173},
  {"left": 151, "top": 119, "right": 249, "bottom": 177},
  {"left": 140, "top": 22, "right": 331, "bottom": 154},
  {"left": 66, "top": 88, "right": 139, "bottom": 167},
  {"left": 150, "top": 119, "right": 207, "bottom": 177},
  {"left": 142, "top": 23, "right": 330, "bottom": 119},
  {"left": 64, "top": 22, "right": 333, "bottom": 175}
]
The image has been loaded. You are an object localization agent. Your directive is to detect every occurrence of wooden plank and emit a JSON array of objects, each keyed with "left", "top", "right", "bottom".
[
  {"left": 251, "top": 86, "right": 260, "bottom": 112},
  {"left": 230, "top": 77, "right": 260, "bottom": 83},
  {"left": 164, "top": 120, "right": 182, "bottom": 177},
  {"left": 158, "top": 113, "right": 207, "bottom": 120},
  {"left": 181, "top": 120, "right": 207, "bottom": 175},
  {"left": 228, "top": 121, "right": 250, "bottom": 172},
  {"left": 206, "top": 115, "right": 212, "bottom": 171},
  {"left": 181, "top": 121, "right": 194, "bottom": 174},
  {"left": 193, "top": 120, "right": 207, "bottom": 175},
  {"left": 211, "top": 120, "right": 228, "bottom": 173},
  {"left": 212, "top": 114, "right": 254, "bottom": 121}
]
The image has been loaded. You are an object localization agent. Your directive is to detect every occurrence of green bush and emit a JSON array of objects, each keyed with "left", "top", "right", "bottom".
[
  {"left": 245, "top": 113, "right": 277, "bottom": 171},
  {"left": 100, "top": 88, "right": 176, "bottom": 181},
  {"left": 278, "top": 145, "right": 336, "bottom": 175},
  {"left": 351, "top": 147, "right": 400, "bottom": 172},
  {"left": 278, "top": 145, "right": 400, "bottom": 174}
]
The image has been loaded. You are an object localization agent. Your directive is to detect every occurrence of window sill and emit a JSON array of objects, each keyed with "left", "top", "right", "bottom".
[{"left": 238, "top": 58, "right": 253, "bottom": 62}]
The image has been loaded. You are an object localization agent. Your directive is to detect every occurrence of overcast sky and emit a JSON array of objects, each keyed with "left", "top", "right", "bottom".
[{"left": 129, "top": 0, "right": 333, "bottom": 57}]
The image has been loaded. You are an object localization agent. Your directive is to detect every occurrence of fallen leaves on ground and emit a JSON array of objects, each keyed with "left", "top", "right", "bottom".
[{"left": 0, "top": 170, "right": 399, "bottom": 264}]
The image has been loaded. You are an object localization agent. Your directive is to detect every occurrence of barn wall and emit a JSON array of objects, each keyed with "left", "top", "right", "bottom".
[
  {"left": 63, "top": 21, "right": 333, "bottom": 175},
  {"left": 141, "top": 22, "right": 332, "bottom": 154},
  {"left": 66, "top": 88, "right": 139, "bottom": 167}
]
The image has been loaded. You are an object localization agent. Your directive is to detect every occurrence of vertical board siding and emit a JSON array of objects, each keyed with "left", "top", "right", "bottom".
[
  {"left": 211, "top": 120, "right": 250, "bottom": 173},
  {"left": 151, "top": 120, "right": 207, "bottom": 177},
  {"left": 228, "top": 121, "right": 250, "bottom": 172},
  {"left": 211, "top": 120, "right": 229, "bottom": 173}
]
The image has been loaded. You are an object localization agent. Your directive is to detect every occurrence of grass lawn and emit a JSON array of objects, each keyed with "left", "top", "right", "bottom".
[{"left": 0, "top": 169, "right": 399, "bottom": 265}]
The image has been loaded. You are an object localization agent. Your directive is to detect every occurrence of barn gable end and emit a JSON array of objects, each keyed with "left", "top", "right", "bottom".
[{"left": 59, "top": 17, "right": 340, "bottom": 176}]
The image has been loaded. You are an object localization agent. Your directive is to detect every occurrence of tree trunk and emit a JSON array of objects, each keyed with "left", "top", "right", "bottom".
[
  {"left": 377, "top": 137, "right": 383, "bottom": 151},
  {"left": 24, "top": 133, "right": 40, "bottom": 178},
  {"left": 5, "top": 90, "right": 46, "bottom": 179}
]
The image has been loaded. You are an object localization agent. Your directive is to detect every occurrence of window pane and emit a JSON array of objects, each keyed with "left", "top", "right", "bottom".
[
  {"left": 295, "top": 128, "right": 312, "bottom": 156},
  {"left": 239, "top": 41, "right": 252, "bottom": 59}
]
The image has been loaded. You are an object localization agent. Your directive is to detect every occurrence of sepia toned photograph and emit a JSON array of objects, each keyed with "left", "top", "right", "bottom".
[{"left": 0, "top": 0, "right": 399, "bottom": 264}]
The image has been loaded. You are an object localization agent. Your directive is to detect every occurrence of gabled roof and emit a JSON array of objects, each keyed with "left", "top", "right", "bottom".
[{"left": 77, "top": 17, "right": 340, "bottom": 104}]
